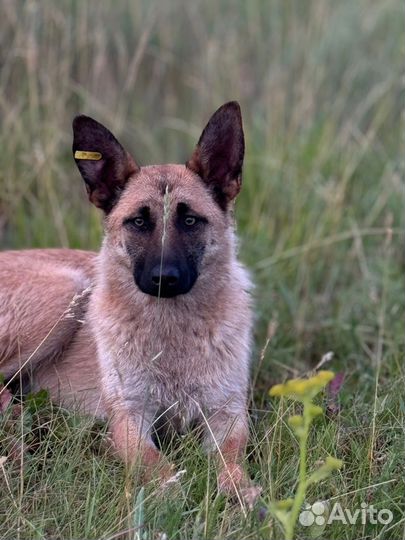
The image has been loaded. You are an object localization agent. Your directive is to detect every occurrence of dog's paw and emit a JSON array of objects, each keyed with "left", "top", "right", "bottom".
[
  {"left": 217, "top": 463, "right": 262, "bottom": 510},
  {"left": 155, "top": 468, "right": 186, "bottom": 498},
  {"left": 161, "top": 468, "right": 186, "bottom": 488},
  {"left": 218, "top": 463, "right": 245, "bottom": 494},
  {"left": 240, "top": 484, "right": 262, "bottom": 510}
]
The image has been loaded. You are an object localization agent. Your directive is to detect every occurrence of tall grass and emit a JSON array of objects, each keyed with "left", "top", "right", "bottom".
[{"left": 0, "top": 0, "right": 404, "bottom": 538}]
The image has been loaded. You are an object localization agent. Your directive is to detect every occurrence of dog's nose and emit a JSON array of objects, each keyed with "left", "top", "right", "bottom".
[
  {"left": 136, "top": 260, "right": 195, "bottom": 298},
  {"left": 151, "top": 264, "right": 180, "bottom": 289}
]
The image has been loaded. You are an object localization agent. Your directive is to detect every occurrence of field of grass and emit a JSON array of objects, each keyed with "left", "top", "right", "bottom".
[{"left": 0, "top": 0, "right": 404, "bottom": 538}]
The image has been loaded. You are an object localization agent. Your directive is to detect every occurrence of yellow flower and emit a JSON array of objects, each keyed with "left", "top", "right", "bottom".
[
  {"left": 275, "top": 498, "right": 294, "bottom": 510},
  {"left": 269, "top": 371, "right": 335, "bottom": 401},
  {"left": 308, "top": 405, "right": 323, "bottom": 417},
  {"left": 325, "top": 456, "right": 343, "bottom": 470},
  {"left": 288, "top": 415, "right": 304, "bottom": 428}
]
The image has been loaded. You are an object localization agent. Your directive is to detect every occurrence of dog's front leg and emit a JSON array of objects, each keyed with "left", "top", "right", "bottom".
[
  {"left": 110, "top": 409, "right": 175, "bottom": 483},
  {"left": 203, "top": 409, "right": 261, "bottom": 509}
]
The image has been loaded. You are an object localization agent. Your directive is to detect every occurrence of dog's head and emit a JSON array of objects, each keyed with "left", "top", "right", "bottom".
[{"left": 72, "top": 102, "right": 244, "bottom": 298}]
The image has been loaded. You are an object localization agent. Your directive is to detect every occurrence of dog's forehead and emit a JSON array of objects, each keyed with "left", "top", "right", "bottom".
[{"left": 118, "top": 164, "right": 217, "bottom": 215}]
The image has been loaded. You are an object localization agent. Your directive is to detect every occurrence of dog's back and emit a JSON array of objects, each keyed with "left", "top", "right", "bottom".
[{"left": 0, "top": 249, "right": 103, "bottom": 412}]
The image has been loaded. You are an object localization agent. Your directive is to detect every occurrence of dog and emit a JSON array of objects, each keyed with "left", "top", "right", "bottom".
[{"left": 0, "top": 102, "right": 259, "bottom": 505}]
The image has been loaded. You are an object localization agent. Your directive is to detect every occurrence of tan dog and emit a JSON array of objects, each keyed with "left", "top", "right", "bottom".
[{"left": 0, "top": 102, "right": 259, "bottom": 505}]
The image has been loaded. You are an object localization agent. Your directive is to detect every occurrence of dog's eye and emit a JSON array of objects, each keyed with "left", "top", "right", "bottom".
[
  {"left": 184, "top": 216, "right": 196, "bottom": 226},
  {"left": 133, "top": 217, "right": 145, "bottom": 227}
]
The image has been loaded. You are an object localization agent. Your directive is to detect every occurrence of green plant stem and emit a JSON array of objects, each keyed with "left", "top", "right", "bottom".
[{"left": 285, "top": 400, "right": 311, "bottom": 540}]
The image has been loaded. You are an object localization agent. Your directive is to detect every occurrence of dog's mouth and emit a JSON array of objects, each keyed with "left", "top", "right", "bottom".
[{"left": 139, "top": 282, "right": 192, "bottom": 298}]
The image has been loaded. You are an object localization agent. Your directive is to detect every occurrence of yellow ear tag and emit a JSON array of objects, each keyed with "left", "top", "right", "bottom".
[{"left": 74, "top": 150, "right": 102, "bottom": 160}]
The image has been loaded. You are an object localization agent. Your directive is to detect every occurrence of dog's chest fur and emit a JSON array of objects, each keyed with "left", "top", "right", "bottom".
[{"left": 89, "top": 257, "right": 253, "bottom": 429}]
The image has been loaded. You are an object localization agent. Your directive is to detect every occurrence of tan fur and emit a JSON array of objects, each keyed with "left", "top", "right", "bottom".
[
  {"left": 0, "top": 249, "right": 104, "bottom": 415},
  {"left": 0, "top": 104, "right": 258, "bottom": 502},
  {"left": 90, "top": 165, "right": 253, "bottom": 481}
]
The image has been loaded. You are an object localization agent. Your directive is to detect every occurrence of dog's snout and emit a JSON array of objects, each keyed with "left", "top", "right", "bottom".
[
  {"left": 151, "top": 265, "right": 180, "bottom": 288},
  {"left": 135, "top": 261, "right": 191, "bottom": 298},
  {"left": 135, "top": 257, "right": 198, "bottom": 299}
]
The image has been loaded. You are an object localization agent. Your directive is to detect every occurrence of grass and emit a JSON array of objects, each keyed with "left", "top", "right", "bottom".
[{"left": 0, "top": 0, "right": 404, "bottom": 538}]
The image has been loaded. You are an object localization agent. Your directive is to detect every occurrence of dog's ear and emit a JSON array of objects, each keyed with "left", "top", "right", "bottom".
[
  {"left": 72, "top": 115, "right": 139, "bottom": 213},
  {"left": 186, "top": 101, "right": 244, "bottom": 209}
]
